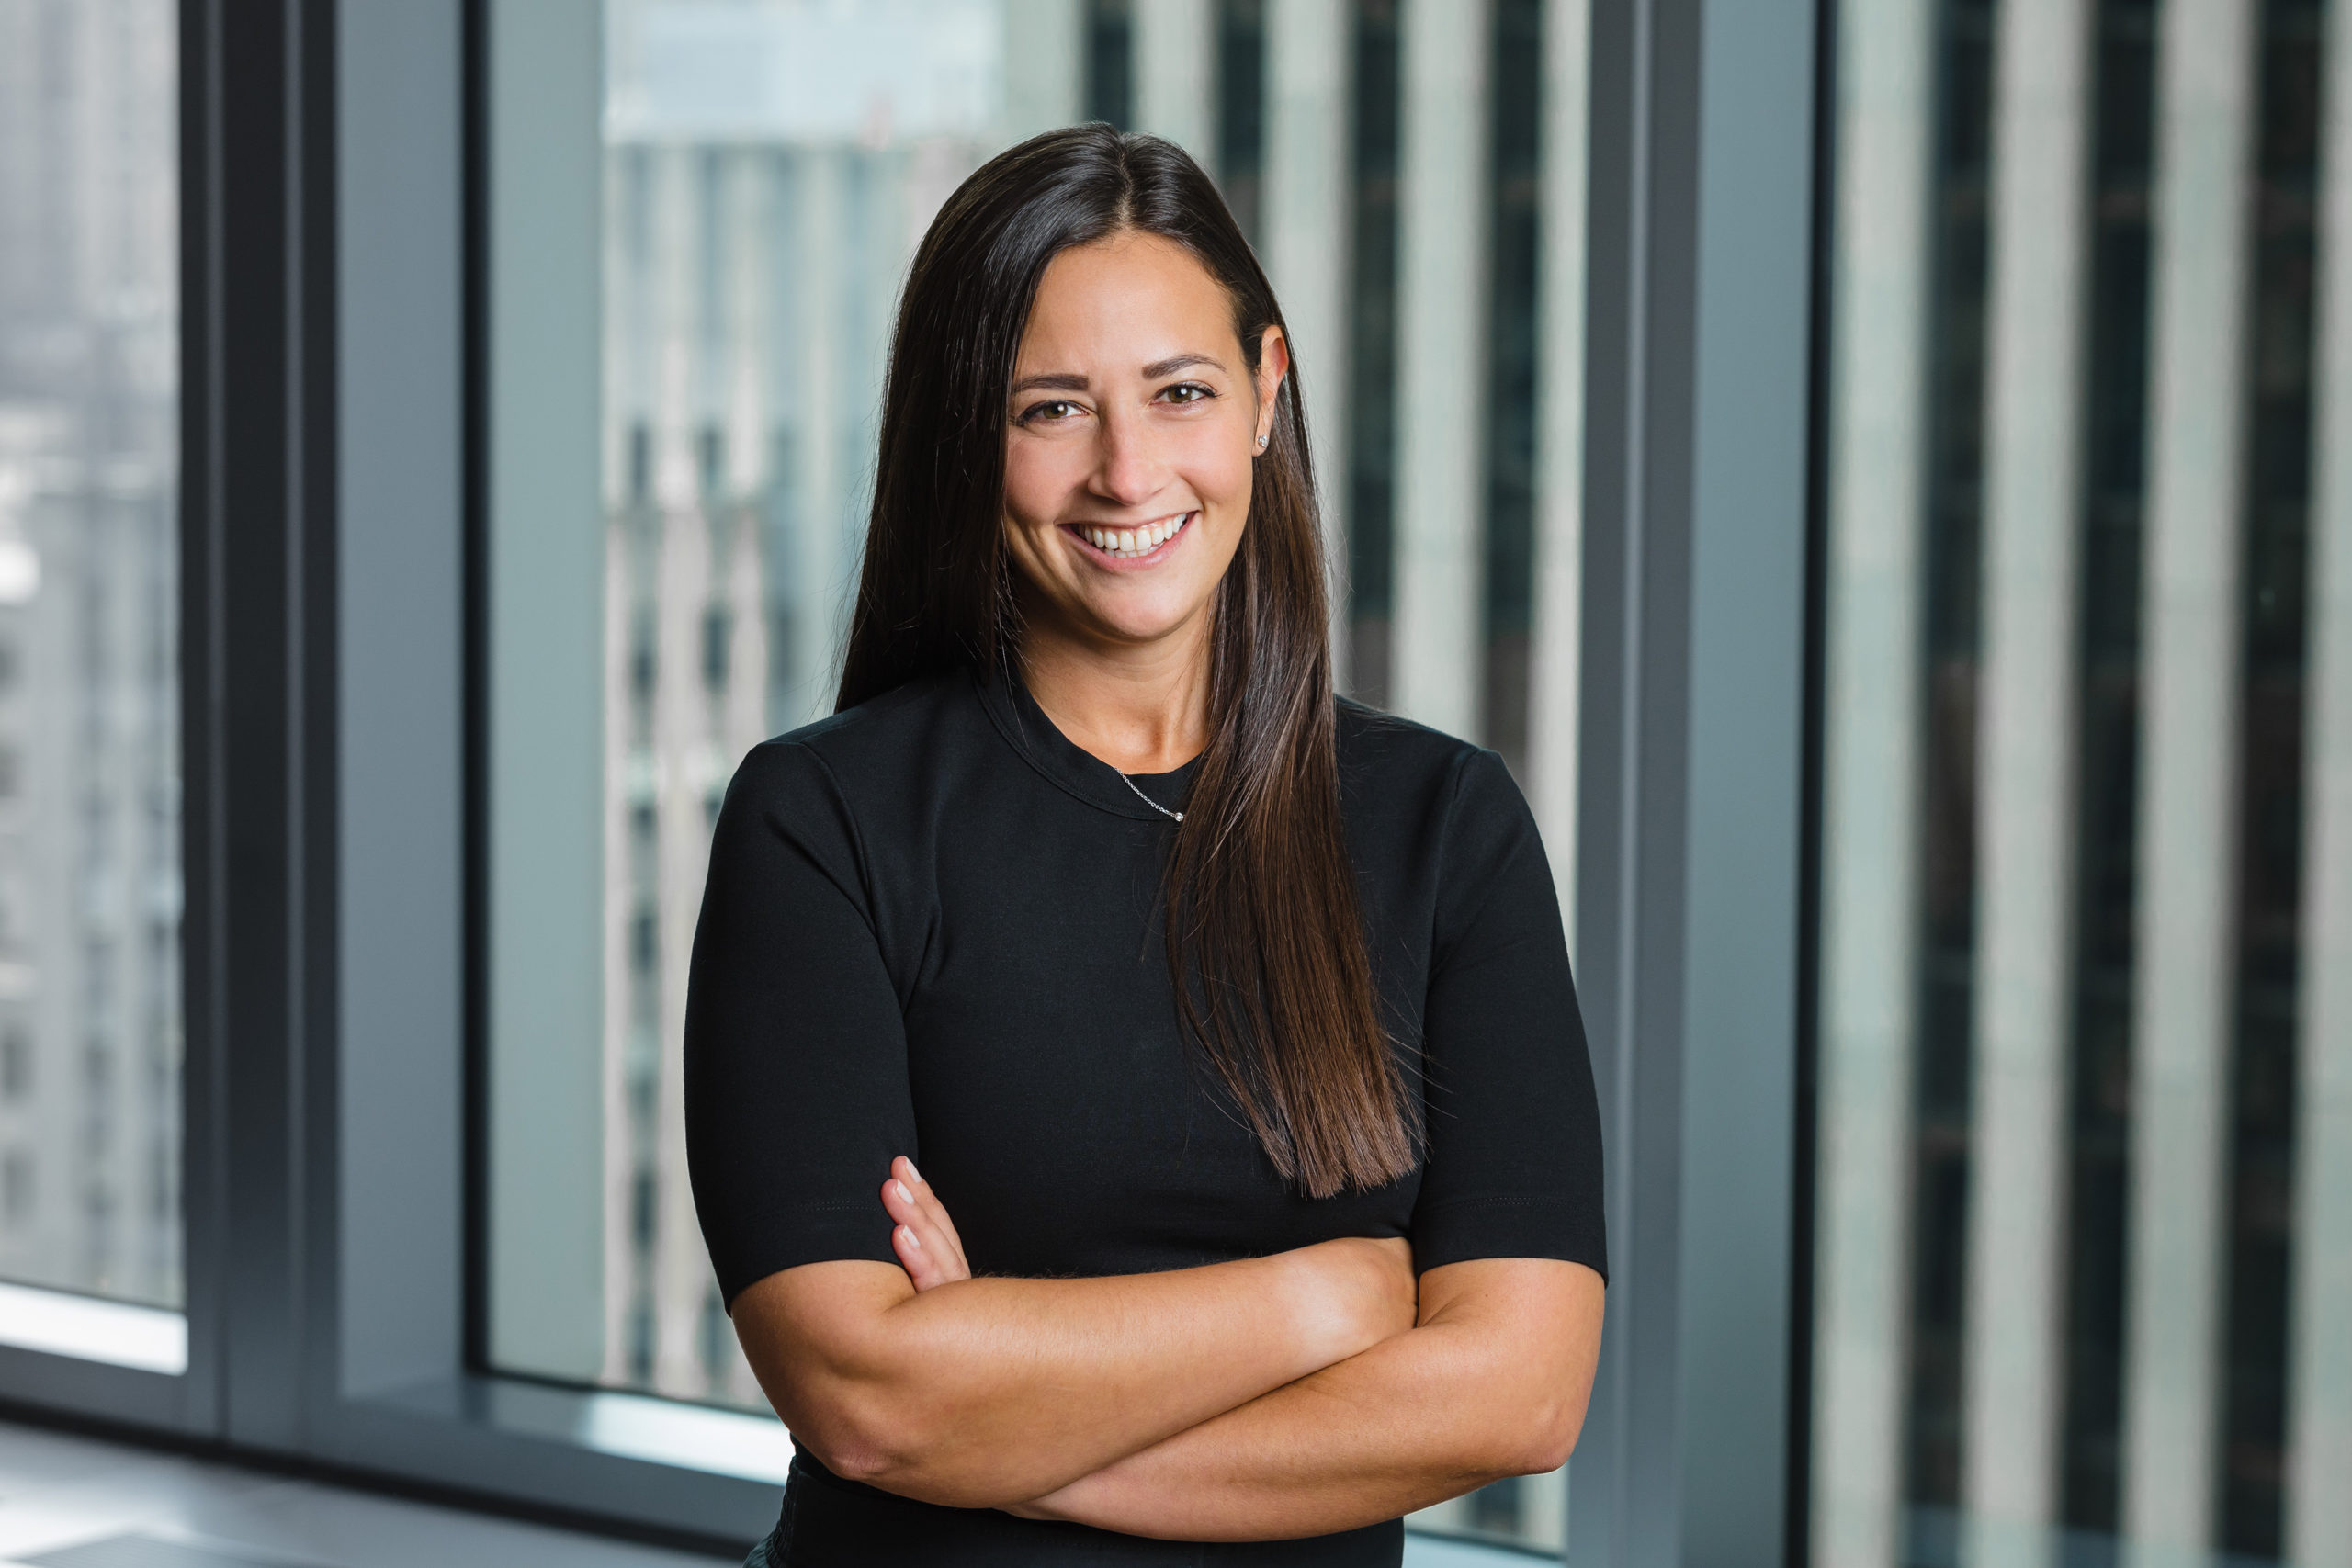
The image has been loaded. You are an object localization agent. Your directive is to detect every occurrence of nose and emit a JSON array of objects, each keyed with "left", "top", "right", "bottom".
[{"left": 1088, "top": 401, "right": 1169, "bottom": 511}]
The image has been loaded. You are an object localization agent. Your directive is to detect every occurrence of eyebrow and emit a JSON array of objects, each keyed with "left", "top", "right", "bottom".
[
  {"left": 1141, "top": 353, "right": 1224, "bottom": 378},
  {"left": 1006, "top": 354, "right": 1229, "bottom": 398}
]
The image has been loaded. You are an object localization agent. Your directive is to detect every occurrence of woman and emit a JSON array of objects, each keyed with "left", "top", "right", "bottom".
[{"left": 685, "top": 126, "right": 1606, "bottom": 1566}]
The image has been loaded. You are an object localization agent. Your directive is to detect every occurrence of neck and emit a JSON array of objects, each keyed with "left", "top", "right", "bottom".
[{"left": 1019, "top": 611, "right": 1213, "bottom": 776}]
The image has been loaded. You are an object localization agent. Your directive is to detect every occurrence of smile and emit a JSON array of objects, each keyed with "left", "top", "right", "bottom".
[{"left": 1066, "top": 511, "right": 1194, "bottom": 562}]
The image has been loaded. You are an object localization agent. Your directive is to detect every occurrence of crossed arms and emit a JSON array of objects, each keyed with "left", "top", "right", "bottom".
[{"left": 727, "top": 1156, "right": 1606, "bottom": 1543}]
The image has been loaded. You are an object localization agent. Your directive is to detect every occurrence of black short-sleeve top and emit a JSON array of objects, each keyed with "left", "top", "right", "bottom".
[{"left": 684, "top": 668, "right": 1606, "bottom": 1566}]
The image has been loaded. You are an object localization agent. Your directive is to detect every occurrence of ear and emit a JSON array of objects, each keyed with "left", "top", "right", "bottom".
[{"left": 1253, "top": 325, "right": 1291, "bottom": 445}]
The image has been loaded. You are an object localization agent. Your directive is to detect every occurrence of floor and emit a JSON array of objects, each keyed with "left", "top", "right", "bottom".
[
  {"left": 0, "top": 1416, "right": 1526, "bottom": 1567},
  {"left": 0, "top": 1416, "right": 732, "bottom": 1568}
]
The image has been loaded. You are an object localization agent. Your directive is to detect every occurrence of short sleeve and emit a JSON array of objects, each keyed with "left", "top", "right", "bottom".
[
  {"left": 684, "top": 739, "right": 918, "bottom": 1303},
  {"left": 1408, "top": 750, "right": 1608, "bottom": 1279}
]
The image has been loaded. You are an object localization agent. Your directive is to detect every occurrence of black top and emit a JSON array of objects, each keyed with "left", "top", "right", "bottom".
[{"left": 685, "top": 668, "right": 1605, "bottom": 1567}]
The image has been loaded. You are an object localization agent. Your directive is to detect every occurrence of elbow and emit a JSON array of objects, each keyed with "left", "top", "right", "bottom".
[
  {"left": 786, "top": 1404, "right": 895, "bottom": 1487},
  {"left": 1476, "top": 1322, "right": 1599, "bottom": 1477},
  {"left": 777, "top": 1373, "right": 930, "bottom": 1487},
  {"left": 797, "top": 1398, "right": 933, "bottom": 1491},
  {"left": 730, "top": 1275, "right": 1008, "bottom": 1504},
  {"left": 1479, "top": 1382, "right": 1589, "bottom": 1480},
  {"left": 794, "top": 1393, "right": 1010, "bottom": 1508},
  {"left": 797, "top": 1424, "right": 902, "bottom": 1490},
  {"left": 1514, "top": 1403, "right": 1585, "bottom": 1477}
]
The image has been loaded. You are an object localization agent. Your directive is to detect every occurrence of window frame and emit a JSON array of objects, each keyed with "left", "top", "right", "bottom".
[{"left": 1566, "top": 0, "right": 1822, "bottom": 1560}]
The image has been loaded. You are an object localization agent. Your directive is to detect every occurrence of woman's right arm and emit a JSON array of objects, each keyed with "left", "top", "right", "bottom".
[{"left": 729, "top": 1223, "right": 1414, "bottom": 1509}]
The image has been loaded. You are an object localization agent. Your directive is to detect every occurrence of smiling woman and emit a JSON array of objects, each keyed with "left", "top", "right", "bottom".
[{"left": 684, "top": 126, "right": 1606, "bottom": 1567}]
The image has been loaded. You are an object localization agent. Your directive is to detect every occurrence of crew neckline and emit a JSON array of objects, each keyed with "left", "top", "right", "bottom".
[{"left": 971, "top": 665, "right": 1202, "bottom": 824}]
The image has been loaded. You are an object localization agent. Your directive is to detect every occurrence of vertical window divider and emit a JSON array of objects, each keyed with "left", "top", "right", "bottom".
[
  {"left": 171, "top": 0, "right": 341, "bottom": 1451},
  {"left": 1573, "top": 0, "right": 1819, "bottom": 1562}
]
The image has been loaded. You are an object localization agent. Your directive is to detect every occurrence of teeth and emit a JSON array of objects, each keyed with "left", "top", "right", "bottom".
[{"left": 1081, "top": 514, "right": 1190, "bottom": 556}]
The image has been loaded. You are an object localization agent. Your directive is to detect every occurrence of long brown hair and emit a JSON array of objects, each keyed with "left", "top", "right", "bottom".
[{"left": 838, "top": 125, "right": 1416, "bottom": 1197}]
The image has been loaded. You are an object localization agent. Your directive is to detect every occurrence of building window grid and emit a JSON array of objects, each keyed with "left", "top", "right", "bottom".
[
  {"left": 1216, "top": 0, "right": 1267, "bottom": 243},
  {"left": 1901, "top": 0, "right": 1994, "bottom": 1518},
  {"left": 2059, "top": 0, "right": 2158, "bottom": 1538},
  {"left": 1480, "top": 0, "right": 1543, "bottom": 780},
  {"left": 1347, "top": 0, "right": 1401, "bottom": 710},
  {"left": 1813, "top": 0, "right": 2338, "bottom": 1561},
  {"left": 0, "top": 0, "right": 181, "bottom": 1314},
  {"left": 2218, "top": 0, "right": 2324, "bottom": 1551}
]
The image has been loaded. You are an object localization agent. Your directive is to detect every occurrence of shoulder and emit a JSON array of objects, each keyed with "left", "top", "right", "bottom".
[
  {"left": 1334, "top": 698, "right": 1518, "bottom": 811},
  {"left": 718, "top": 670, "right": 983, "bottom": 865},
  {"left": 731, "top": 669, "right": 975, "bottom": 794},
  {"left": 1333, "top": 699, "right": 1541, "bottom": 875},
  {"left": 778, "top": 668, "right": 973, "bottom": 761}
]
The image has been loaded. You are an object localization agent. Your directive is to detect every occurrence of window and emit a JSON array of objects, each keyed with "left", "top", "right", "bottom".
[
  {"left": 0, "top": 2, "right": 1903, "bottom": 1558},
  {"left": 1807, "top": 1, "right": 2349, "bottom": 1562},
  {"left": 485, "top": 0, "right": 1589, "bottom": 1554},
  {"left": 0, "top": 0, "right": 181, "bottom": 1313}
]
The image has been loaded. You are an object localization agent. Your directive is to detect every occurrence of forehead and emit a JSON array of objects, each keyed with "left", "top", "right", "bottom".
[{"left": 1016, "top": 231, "right": 1237, "bottom": 366}]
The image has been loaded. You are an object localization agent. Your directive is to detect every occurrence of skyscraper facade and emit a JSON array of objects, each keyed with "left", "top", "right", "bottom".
[
  {"left": 1812, "top": 2, "right": 2349, "bottom": 1563},
  {"left": 0, "top": 0, "right": 181, "bottom": 1311}
]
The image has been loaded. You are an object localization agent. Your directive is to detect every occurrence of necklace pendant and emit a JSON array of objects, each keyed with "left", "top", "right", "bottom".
[{"left": 1116, "top": 769, "right": 1184, "bottom": 824}]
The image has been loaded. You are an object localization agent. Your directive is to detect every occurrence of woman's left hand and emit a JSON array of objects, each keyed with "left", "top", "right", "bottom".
[{"left": 881, "top": 1155, "right": 971, "bottom": 1291}]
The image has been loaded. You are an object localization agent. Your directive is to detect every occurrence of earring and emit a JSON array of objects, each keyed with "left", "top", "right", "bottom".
[{"left": 1255, "top": 433, "right": 1269, "bottom": 450}]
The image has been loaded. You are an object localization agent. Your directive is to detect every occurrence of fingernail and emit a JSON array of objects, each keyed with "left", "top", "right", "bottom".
[
  {"left": 893, "top": 1180, "right": 913, "bottom": 1203},
  {"left": 900, "top": 1225, "right": 922, "bottom": 1250},
  {"left": 905, "top": 1160, "right": 922, "bottom": 1184}
]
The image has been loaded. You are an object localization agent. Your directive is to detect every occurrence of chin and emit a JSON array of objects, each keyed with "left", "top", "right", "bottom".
[
  {"left": 1081, "top": 608, "right": 1199, "bottom": 646},
  {"left": 1047, "top": 574, "right": 1206, "bottom": 643}
]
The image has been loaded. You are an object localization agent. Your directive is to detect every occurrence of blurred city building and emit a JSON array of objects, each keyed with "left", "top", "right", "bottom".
[
  {"left": 0, "top": 0, "right": 180, "bottom": 1310},
  {"left": 1813, "top": 1, "right": 2348, "bottom": 1564}
]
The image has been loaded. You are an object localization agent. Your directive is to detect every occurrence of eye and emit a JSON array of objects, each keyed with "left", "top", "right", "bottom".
[
  {"left": 1159, "top": 381, "right": 1215, "bottom": 405},
  {"left": 1019, "top": 399, "right": 1084, "bottom": 425}
]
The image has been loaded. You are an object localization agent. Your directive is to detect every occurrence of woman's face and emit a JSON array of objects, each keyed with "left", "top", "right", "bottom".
[{"left": 1001, "top": 231, "right": 1286, "bottom": 653}]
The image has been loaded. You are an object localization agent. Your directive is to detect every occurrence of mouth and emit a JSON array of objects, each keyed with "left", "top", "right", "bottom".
[{"left": 1063, "top": 511, "right": 1195, "bottom": 566}]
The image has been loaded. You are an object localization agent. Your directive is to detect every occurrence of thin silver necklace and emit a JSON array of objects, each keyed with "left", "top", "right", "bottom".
[{"left": 1117, "top": 771, "right": 1183, "bottom": 822}]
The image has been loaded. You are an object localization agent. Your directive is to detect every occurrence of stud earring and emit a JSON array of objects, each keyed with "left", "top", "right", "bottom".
[{"left": 1255, "top": 433, "right": 1269, "bottom": 450}]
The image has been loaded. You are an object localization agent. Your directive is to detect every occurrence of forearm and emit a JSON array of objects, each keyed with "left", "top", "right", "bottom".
[
  {"left": 734, "top": 1248, "right": 1388, "bottom": 1507},
  {"left": 1015, "top": 1321, "right": 1555, "bottom": 1539},
  {"left": 1020, "top": 1259, "right": 1603, "bottom": 1541}
]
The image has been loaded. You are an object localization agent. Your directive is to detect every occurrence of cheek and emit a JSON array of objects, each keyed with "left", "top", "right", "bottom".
[
  {"left": 1174, "top": 427, "right": 1254, "bottom": 514},
  {"left": 1002, "top": 437, "right": 1079, "bottom": 526}
]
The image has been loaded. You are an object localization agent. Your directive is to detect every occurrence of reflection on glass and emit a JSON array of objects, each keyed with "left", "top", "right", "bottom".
[
  {"left": 0, "top": 0, "right": 181, "bottom": 1310},
  {"left": 1812, "top": 0, "right": 2345, "bottom": 1563},
  {"left": 498, "top": 0, "right": 1587, "bottom": 1551}
]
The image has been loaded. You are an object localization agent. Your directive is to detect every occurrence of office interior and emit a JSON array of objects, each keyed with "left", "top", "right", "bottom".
[{"left": 0, "top": 1, "right": 2343, "bottom": 1565}]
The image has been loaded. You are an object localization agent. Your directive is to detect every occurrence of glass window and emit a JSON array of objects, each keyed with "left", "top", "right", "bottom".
[
  {"left": 1808, "top": 0, "right": 2348, "bottom": 1562},
  {"left": 487, "top": 1, "right": 1588, "bottom": 1553},
  {"left": 0, "top": 0, "right": 182, "bottom": 1312}
]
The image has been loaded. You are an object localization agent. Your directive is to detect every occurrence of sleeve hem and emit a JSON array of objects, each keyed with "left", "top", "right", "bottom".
[
  {"left": 716, "top": 1216, "right": 903, "bottom": 1305},
  {"left": 1410, "top": 1195, "right": 1610, "bottom": 1282}
]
